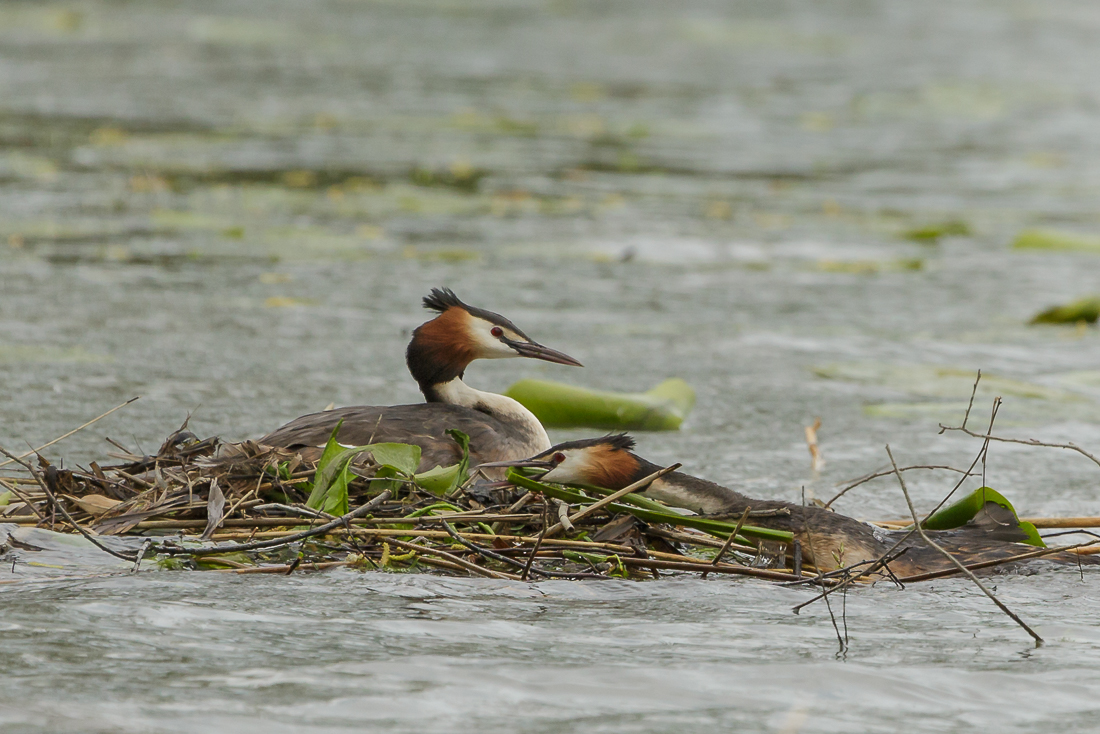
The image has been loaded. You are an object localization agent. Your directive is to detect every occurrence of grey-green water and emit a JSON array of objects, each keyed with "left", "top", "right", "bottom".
[{"left": 3, "top": 1, "right": 1100, "bottom": 731}]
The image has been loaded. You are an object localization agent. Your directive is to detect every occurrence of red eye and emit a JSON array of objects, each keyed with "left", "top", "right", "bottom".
[
  {"left": 491, "top": 326, "right": 503, "bottom": 338},
  {"left": 552, "top": 452, "right": 566, "bottom": 464}
]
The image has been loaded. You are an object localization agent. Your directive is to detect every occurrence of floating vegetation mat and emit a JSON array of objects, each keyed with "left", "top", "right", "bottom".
[
  {"left": 0, "top": 426, "right": 807, "bottom": 583},
  {"left": 1, "top": 416, "right": 1097, "bottom": 591}
]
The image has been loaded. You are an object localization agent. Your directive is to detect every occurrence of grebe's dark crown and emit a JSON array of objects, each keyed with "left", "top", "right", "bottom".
[
  {"left": 422, "top": 288, "right": 530, "bottom": 340},
  {"left": 539, "top": 434, "right": 635, "bottom": 455}
]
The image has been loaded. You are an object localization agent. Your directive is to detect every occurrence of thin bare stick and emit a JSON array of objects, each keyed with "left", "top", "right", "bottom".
[
  {"left": 543, "top": 463, "right": 681, "bottom": 538},
  {"left": 825, "top": 465, "right": 976, "bottom": 509},
  {"left": 251, "top": 503, "right": 338, "bottom": 521},
  {"left": 702, "top": 506, "right": 752, "bottom": 580},
  {"left": 442, "top": 520, "right": 549, "bottom": 577},
  {"left": 491, "top": 491, "right": 535, "bottom": 534},
  {"left": 381, "top": 536, "right": 518, "bottom": 580},
  {"left": 0, "top": 444, "right": 136, "bottom": 562},
  {"left": 961, "top": 369, "right": 981, "bottom": 430},
  {"left": 800, "top": 519, "right": 851, "bottom": 657},
  {"left": 131, "top": 539, "right": 153, "bottom": 573},
  {"left": 792, "top": 543, "right": 913, "bottom": 613},
  {"left": 522, "top": 501, "right": 551, "bottom": 581},
  {"left": 922, "top": 396, "right": 1003, "bottom": 521},
  {"left": 232, "top": 560, "right": 350, "bottom": 575},
  {"left": 0, "top": 397, "right": 140, "bottom": 469},
  {"left": 714, "top": 505, "right": 752, "bottom": 567},
  {"left": 104, "top": 437, "right": 139, "bottom": 458},
  {"left": 818, "top": 563, "right": 847, "bottom": 655},
  {"left": 980, "top": 398, "right": 1002, "bottom": 487},
  {"left": 886, "top": 445, "right": 1042, "bottom": 645},
  {"left": 440, "top": 521, "right": 607, "bottom": 579},
  {"left": 895, "top": 539, "right": 1100, "bottom": 583},
  {"left": 154, "top": 491, "right": 392, "bottom": 556},
  {"left": 825, "top": 371, "right": 986, "bottom": 510},
  {"left": 0, "top": 476, "right": 47, "bottom": 522},
  {"left": 1023, "top": 517, "right": 1100, "bottom": 529},
  {"left": 939, "top": 426, "right": 1100, "bottom": 472},
  {"left": 614, "top": 556, "right": 809, "bottom": 582}
]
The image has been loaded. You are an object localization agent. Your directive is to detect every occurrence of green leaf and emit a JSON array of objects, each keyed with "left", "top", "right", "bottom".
[
  {"left": 504, "top": 378, "right": 695, "bottom": 431},
  {"left": 902, "top": 220, "right": 971, "bottom": 242},
  {"left": 321, "top": 459, "right": 353, "bottom": 516},
  {"left": 0, "top": 490, "right": 10, "bottom": 508},
  {"left": 922, "top": 486, "right": 1045, "bottom": 548},
  {"left": 1012, "top": 228, "right": 1100, "bottom": 254},
  {"left": 446, "top": 428, "right": 471, "bottom": 481},
  {"left": 563, "top": 550, "right": 609, "bottom": 564},
  {"left": 413, "top": 430, "right": 471, "bottom": 496},
  {"left": 365, "top": 443, "right": 422, "bottom": 475},
  {"left": 304, "top": 419, "right": 427, "bottom": 511},
  {"left": 1030, "top": 296, "right": 1100, "bottom": 325},
  {"left": 306, "top": 421, "right": 351, "bottom": 510},
  {"left": 413, "top": 464, "right": 462, "bottom": 496},
  {"left": 404, "top": 502, "right": 465, "bottom": 518},
  {"left": 307, "top": 422, "right": 420, "bottom": 511}
]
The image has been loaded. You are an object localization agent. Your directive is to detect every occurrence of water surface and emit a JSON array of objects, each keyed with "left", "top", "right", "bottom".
[{"left": 3, "top": 1, "right": 1100, "bottom": 731}]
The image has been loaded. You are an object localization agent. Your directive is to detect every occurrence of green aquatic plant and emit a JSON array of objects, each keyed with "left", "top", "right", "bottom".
[
  {"left": 412, "top": 429, "right": 471, "bottom": 496},
  {"left": 921, "top": 486, "right": 1045, "bottom": 547},
  {"left": 505, "top": 378, "right": 695, "bottom": 430},
  {"left": 306, "top": 424, "right": 471, "bottom": 512},
  {"left": 1012, "top": 228, "right": 1100, "bottom": 253},
  {"left": 1030, "top": 297, "right": 1100, "bottom": 325},
  {"left": 505, "top": 469, "right": 792, "bottom": 545},
  {"left": 305, "top": 423, "right": 371, "bottom": 516},
  {"left": 903, "top": 220, "right": 971, "bottom": 242}
]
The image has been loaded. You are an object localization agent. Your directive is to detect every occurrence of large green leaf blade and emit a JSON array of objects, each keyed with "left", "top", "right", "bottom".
[
  {"left": 306, "top": 421, "right": 350, "bottom": 510},
  {"left": 922, "top": 486, "right": 1045, "bottom": 547},
  {"left": 366, "top": 443, "right": 422, "bottom": 475},
  {"left": 413, "top": 429, "right": 471, "bottom": 496},
  {"left": 305, "top": 422, "right": 421, "bottom": 511},
  {"left": 504, "top": 378, "right": 695, "bottom": 430}
]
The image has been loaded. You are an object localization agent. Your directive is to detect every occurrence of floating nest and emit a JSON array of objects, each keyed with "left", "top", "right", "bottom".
[
  {"left": 0, "top": 425, "right": 820, "bottom": 582},
  {"left": 0, "top": 424, "right": 1096, "bottom": 587}
]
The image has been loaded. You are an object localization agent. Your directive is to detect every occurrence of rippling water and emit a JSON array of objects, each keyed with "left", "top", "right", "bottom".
[{"left": 3, "top": 0, "right": 1100, "bottom": 730}]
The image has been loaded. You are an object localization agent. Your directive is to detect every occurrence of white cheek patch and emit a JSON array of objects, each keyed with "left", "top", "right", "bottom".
[
  {"left": 468, "top": 319, "right": 520, "bottom": 358},
  {"left": 542, "top": 452, "right": 588, "bottom": 484}
]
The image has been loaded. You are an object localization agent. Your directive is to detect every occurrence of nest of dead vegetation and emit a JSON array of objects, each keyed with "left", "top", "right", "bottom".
[
  {"left": 1, "top": 391, "right": 1097, "bottom": 592},
  {"left": 0, "top": 424, "right": 808, "bottom": 583}
]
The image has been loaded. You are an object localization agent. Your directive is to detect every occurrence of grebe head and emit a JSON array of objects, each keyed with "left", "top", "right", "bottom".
[
  {"left": 480, "top": 434, "right": 643, "bottom": 490},
  {"left": 407, "top": 288, "right": 581, "bottom": 391}
]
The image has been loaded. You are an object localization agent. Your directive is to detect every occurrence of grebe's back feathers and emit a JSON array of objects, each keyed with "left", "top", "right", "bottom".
[{"left": 259, "top": 403, "right": 544, "bottom": 472}]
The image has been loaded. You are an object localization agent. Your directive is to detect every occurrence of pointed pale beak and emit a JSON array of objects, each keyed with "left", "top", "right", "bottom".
[{"left": 505, "top": 339, "right": 583, "bottom": 367}]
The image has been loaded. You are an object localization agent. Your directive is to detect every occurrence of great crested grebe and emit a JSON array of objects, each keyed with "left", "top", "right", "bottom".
[
  {"left": 489, "top": 435, "right": 1078, "bottom": 576},
  {"left": 259, "top": 288, "right": 582, "bottom": 471}
]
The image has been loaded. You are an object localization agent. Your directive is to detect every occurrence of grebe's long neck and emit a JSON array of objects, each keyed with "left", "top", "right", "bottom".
[
  {"left": 425, "top": 377, "right": 550, "bottom": 451},
  {"left": 631, "top": 464, "right": 796, "bottom": 517},
  {"left": 642, "top": 471, "right": 760, "bottom": 515}
]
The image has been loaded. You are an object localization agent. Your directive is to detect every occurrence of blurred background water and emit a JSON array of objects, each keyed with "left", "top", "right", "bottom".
[{"left": 2, "top": 1, "right": 1100, "bottom": 731}]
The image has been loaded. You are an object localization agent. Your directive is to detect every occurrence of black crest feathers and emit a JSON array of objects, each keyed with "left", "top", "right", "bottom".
[
  {"left": 419, "top": 288, "right": 529, "bottom": 338},
  {"left": 423, "top": 288, "right": 465, "bottom": 313},
  {"left": 544, "top": 434, "right": 636, "bottom": 454}
]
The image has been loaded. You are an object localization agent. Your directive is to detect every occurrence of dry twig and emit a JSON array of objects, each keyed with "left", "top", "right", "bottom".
[{"left": 886, "top": 445, "right": 1043, "bottom": 645}]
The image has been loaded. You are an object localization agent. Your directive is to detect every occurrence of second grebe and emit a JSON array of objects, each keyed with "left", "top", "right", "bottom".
[
  {"left": 489, "top": 435, "right": 1070, "bottom": 576},
  {"left": 259, "top": 289, "right": 582, "bottom": 471}
]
